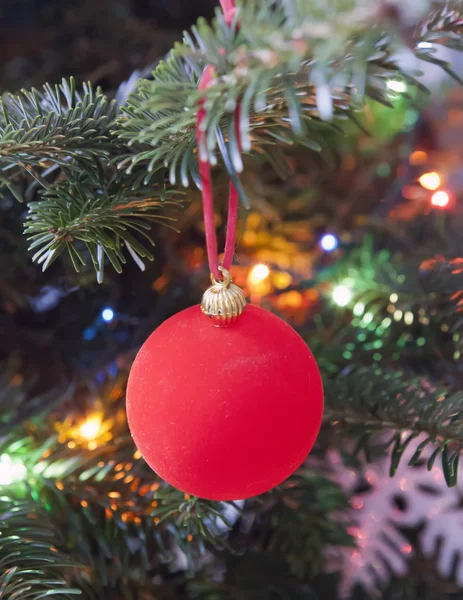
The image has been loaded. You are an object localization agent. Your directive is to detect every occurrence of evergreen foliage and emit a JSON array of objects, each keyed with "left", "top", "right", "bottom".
[{"left": 2, "top": 0, "right": 463, "bottom": 598}]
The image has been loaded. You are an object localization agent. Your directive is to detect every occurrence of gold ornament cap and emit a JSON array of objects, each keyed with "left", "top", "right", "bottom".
[{"left": 201, "top": 266, "right": 246, "bottom": 327}]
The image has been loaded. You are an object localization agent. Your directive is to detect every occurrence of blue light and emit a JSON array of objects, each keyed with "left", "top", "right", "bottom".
[
  {"left": 102, "top": 308, "right": 114, "bottom": 322},
  {"left": 320, "top": 234, "right": 339, "bottom": 252},
  {"left": 83, "top": 327, "right": 96, "bottom": 341}
]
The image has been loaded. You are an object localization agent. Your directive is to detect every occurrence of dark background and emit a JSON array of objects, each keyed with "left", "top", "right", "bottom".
[{"left": 0, "top": 0, "right": 216, "bottom": 91}]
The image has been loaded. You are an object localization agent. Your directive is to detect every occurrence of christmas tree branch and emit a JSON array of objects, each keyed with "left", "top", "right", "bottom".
[
  {"left": 25, "top": 183, "right": 182, "bottom": 282},
  {"left": 118, "top": 0, "right": 463, "bottom": 203},
  {"left": 325, "top": 367, "right": 463, "bottom": 486},
  {"left": 0, "top": 2, "right": 461, "bottom": 279},
  {"left": 0, "top": 78, "right": 119, "bottom": 168},
  {"left": 0, "top": 499, "right": 82, "bottom": 599}
]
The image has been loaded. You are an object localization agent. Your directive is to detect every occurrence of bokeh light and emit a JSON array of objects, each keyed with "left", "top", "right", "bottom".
[
  {"left": 247, "top": 264, "right": 270, "bottom": 287},
  {"left": 419, "top": 172, "right": 440, "bottom": 191},
  {"left": 102, "top": 308, "right": 114, "bottom": 322},
  {"left": 332, "top": 285, "right": 352, "bottom": 307},
  {"left": 0, "top": 454, "right": 26, "bottom": 486},
  {"left": 79, "top": 415, "right": 103, "bottom": 440},
  {"left": 431, "top": 191, "right": 450, "bottom": 208},
  {"left": 320, "top": 233, "right": 339, "bottom": 252},
  {"left": 387, "top": 80, "right": 407, "bottom": 93},
  {"left": 409, "top": 150, "right": 427, "bottom": 166}
]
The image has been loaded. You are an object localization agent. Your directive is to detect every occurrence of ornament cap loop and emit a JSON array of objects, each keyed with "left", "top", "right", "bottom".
[
  {"left": 210, "top": 266, "right": 232, "bottom": 287},
  {"left": 201, "top": 268, "right": 246, "bottom": 327}
]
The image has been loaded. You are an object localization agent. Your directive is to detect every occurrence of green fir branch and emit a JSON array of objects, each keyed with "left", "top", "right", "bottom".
[
  {"left": 25, "top": 183, "right": 183, "bottom": 281},
  {"left": 0, "top": 78, "right": 119, "bottom": 169},
  {"left": 118, "top": 0, "right": 463, "bottom": 200},
  {"left": 0, "top": 500, "right": 82, "bottom": 599},
  {"left": 324, "top": 367, "right": 463, "bottom": 486},
  {"left": 0, "top": 1, "right": 461, "bottom": 276}
]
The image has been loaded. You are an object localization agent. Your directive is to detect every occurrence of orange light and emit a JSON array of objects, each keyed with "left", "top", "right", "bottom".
[
  {"left": 419, "top": 172, "right": 441, "bottom": 191},
  {"left": 431, "top": 190, "right": 450, "bottom": 208},
  {"left": 409, "top": 150, "right": 427, "bottom": 166}
]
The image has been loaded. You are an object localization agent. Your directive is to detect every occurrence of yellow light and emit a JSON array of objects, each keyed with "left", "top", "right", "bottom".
[
  {"left": 79, "top": 415, "right": 102, "bottom": 440},
  {"left": 393, "top": 310, "right": 403, "bottom": 322},
  {"left": 419, "top": 172, "right": 441, "bottom": 191},
  {"left": 248, "top": 264, "right": 270, "bottom": 286},
  {"left": 273, "top": 271, "right": 293, "bottom": 290},
  {"left": 431, "top": 190, "right": 449, "bottom": 208},
  {"left": 242, "top": 231, "right": 257, "bottom": 246},
  {"left": 332, "top": 285, "right": 352, "bottom": 307},
  {"left": 389, "top": 293, "right": 398, "bottom": 303}
]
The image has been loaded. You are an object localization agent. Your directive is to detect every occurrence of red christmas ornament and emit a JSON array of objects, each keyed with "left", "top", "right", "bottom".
[
  {"left": 127, "top": 2, "right": 323, "bottom": 500},
  {"left": 127, "top": 303, "right": 323, "bottom": 501}
]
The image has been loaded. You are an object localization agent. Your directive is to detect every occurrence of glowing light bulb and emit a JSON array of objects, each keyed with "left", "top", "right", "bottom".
[
  {"left": 404, "top": 311, "right": 414, "bottom": 325},
  {"left": 102, "top": 308, "right": 114, "bottom": 322},
  {"left": 320, "top": 233, "right": 339, "bottom": 252},
  {"left": 79, "top": 415, "right": 102, "bottom": 440},
  {"left": 0, "top": 454, "right": 26, "bottom": 486},
  {"left": 409, "top": 150, "right": 427, "bottom": 166},
  {"left": 362, "top": 312, "right": 374, "bottom": 325},
  {"left": 353, "top": 302, "right": 365, "bottom": 317},
  {"left": 248, "top": 264, "right": 270, "bottom": 286},
  {"left": 431, "top": 190, "right": 449, "bottom": 208},
  {"left": 332, "top": 285, "right": 352, "bottom": 307},
  {"left": 419, "top": 172, "right": 441, "bottom": 191},
  {"left": 387, "top": 80, "right": 407, "bottom": 93}
]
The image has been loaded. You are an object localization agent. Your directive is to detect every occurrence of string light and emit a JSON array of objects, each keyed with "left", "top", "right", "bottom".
[
  {"left": 409, "top": 150, "right": 427, "bottom": 166},
  {"left": 387, "top": 80, "right": 407, "bottom": 93},
  {"left": 0, "top": 454, "right": 26, "bottom": 486},
  {"left": 362, "top": 312, "right": 374, "bottom": 325},
  {"left": 431, "top": 190, "right": 450, "bottom": 208},
  {"left": 320, "top": 233, "right": 339, "bottom": 252},
  {"left": 247, "top": 264, "right": 271, "bottom": 295},
  {"left": 419, "top": 172, "right": 441, "bottom": 191},
  {"left": 79, "top": 415, "right": 103, "bottom": 440},
  {"left": 353, "top": 302, "right": 365, "bottom": 317},
  {"left": 332, "top": 285, "right": 352, "bottom": 307},
  {"left": 102, "top": 308, "right": 114, "bottom": 322},
  {"left": 248, "top": 264, "right": 270, "bottom": 285},
  {"left": 404, "top": 311, "right": 414, "bottom": 325}
]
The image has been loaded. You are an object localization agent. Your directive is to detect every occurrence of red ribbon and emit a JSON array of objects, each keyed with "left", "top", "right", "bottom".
[
  {"left": 220, "top": 0, "right": 236, "bottom": 25},
  {"left": 196, "top": 0, "right": 240, "bottom": 281}
]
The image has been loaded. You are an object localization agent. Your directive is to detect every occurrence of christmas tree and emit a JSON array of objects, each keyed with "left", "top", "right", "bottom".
[{"left": 2, "top": 0, "right": 463, "bottom": 597}]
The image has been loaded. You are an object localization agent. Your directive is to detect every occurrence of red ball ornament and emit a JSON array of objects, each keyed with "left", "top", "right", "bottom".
[{"left": 127, "top": 304, "right": 323, "bottom": 501}]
